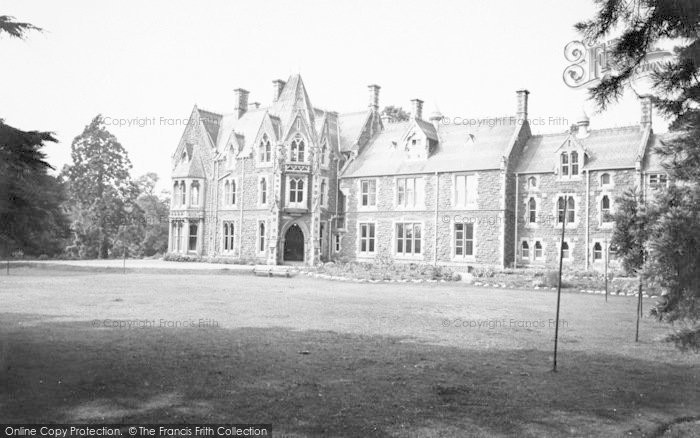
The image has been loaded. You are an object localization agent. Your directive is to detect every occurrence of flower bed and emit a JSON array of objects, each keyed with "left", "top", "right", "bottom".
[{"left": 315, "top": 261, "right": 461, "bottom": 282}]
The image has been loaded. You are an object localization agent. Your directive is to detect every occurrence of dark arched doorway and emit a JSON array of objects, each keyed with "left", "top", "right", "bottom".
[{"left": 283, "top": 224, "right": 304, "bottom": 262}]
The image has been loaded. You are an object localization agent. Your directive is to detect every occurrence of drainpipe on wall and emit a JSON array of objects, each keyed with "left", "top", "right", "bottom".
[
  {"left": 514, "top": 172, "right": 519, "bottom": 269},
  {"left": 585, "top": 169, "right": 590, "bottom": 271},
  {"left": 331, "top": 158, "right": 341, "bottom": 260},
  {"left": 239, "top": 156, "right": 245, "bottom": 259},
  {"left": 434, "top": 171, "right": 439, "bottom": 266}
]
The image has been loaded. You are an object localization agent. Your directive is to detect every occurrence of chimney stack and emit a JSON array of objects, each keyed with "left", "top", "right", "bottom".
[
  {"left": 576, "top": 110, "right": 590, "bottom": 138},
  {"left": 516, "top": 89, "right": 529, "bottom": 122},
  {"left": 234, "top": 88, "right": 249, "bottom": 119},
  {"left": 272, "top": 79, "right": 286, "bottom": 102},
  {"left": 411, "top": 98, "right": 424, "bottom": 120},
  {"left": 640, "top": 95, "right": 652, "bottom": 129},
  {"left": 368, "top": 84, "right": 381, "bottom": 111}
]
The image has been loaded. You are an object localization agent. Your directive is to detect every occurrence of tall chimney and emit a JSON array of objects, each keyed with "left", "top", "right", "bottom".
[
  {"left": 234, "top": 88, "right": 249, "bottom": 119},
  {"left": 272, "top": 79, "right": 286, "bottom": 102},
  {"left": 368, "top": 84, "right": 381, "bottom": 111},
  {"left": 411, "top": 98, "right": 424, "bottom": 120},
  {"left": 576, "top": 109, "right": 590, "bottom": 139},
  {"left": 516, "top": 89, "right": 529, "bottom": 122},
  {"left": 640, "top": 95, "right": 652, "bottom": 129}
]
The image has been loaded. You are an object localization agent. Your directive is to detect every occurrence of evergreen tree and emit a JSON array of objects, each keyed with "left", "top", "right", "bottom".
[
  {"left": 0, "top": 122, "right": 70, "bottom": 256},
  {"left": 579, "top": 0, "right": 700, "bottom": 349},
  {"left": 63, "top": 115, "right": 138, "bottom": 258}
]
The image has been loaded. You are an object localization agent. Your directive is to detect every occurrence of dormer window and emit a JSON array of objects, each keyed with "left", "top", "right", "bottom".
[
  {"left": 290, "top": 135, "right": 305, "bottom": 162},
  {"left": 560, "top": 153, "right": 569, "bottom": 176},
  {"left": 560, "top": 151, "right": 581, "bottom": 179}
]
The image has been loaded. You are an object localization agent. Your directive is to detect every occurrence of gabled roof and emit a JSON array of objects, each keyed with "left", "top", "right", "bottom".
[
  {"left": 516, "top": 126, "right": 645, "bottom": 173},
  {"left": 197, "top": 109, "right": 223, "bottom": 145},
  {"left": 270, "top": 74, "right": 316, "bottom": 135},
  {"left": 414, "top": 118, "right": 438, "bottom": 141},
  {"left": 341, "top": 120, "right": 517, "bottom": 178},
  {"left": 645, "top": 133, "right": 673, "bottom": 172},
  {"left": 338, "top": 110, "right": 371, "bottom": 152},
  {"left": 172, "top": 142, "right": 206, "bottom": 178}
]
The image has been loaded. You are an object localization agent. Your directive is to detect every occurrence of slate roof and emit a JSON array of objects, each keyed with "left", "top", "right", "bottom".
[
  {"left": 269, "top": 74, "right": 316, "bottom": 134},
  {"left": 341, "top": 120, "right": 517, "bottom": 178},
  {"left": 645, "top": 133, "right": 673, "bottom": 172},
  {"left": 197, "top": 109, "right": 222, "bottom": 145},
  {"left": 172, "top": 142, "right": 206, "bottom": 178},
  {"left": 414, "top": 118, "right": 438, "bottom": 141},
  {"left": 516, "top": 126, "right": 647, "bottom": 173},
  {"left": 338, "top": 111, "right": 370, "bottom": 152}
]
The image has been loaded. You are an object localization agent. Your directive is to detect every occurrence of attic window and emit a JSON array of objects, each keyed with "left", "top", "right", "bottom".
[
  {"left": 411, "top": 139, "right": 418, "bottom": 146},
  {"left": 181, "top": 151, "right": 188, "bottom": 162}
]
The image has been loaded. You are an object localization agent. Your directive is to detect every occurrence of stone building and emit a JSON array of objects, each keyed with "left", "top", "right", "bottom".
[{"left": 168, "top": 74, "right": 667, "bottom": 270}]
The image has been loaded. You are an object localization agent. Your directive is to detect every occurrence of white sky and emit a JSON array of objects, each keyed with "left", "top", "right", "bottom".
[{"left": 2, "top": 0, "right": 669, "bottom": 192}]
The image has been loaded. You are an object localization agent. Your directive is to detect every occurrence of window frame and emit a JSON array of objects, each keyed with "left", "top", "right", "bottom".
[
  {"left": 453, "top": 222, "right": 475, "bottom": 259},
  {"left": 521, "top": 240, "right": 530, "bottom": 260},
  {"left": 360, "top": 179, "right": 377, "bottom": 207},
  {"left": 358, "top": 222, "right": 376, "bottom": 255},
  {"left": 258, "top": 133, "right": 272, "bottom": 164},
  {"left": 528, "top": 197, "right": 537, "bottom": 224},
  {"left": 395, "top": 222, "right": 422, "bottom": 257},
  {"left": 534, "top": 241, "right": 543, "bottom": 260},
  {"left": 287, "top": 176, "right": 306, "bottom": 208},
  {"left": 290, "top": 135, "right": 306, "bottom": 163},
  {"left": 454, "top": 173, "right": 477, "bottom": 207},
  {"left": 222, "top": 221, "right": 235, "bottom": 254},
  {"left": 188, "top": 222, "right": 198, "bottom": 252},
  {"left": 557, "top": 196, "right": 576, "bottom": 225},
  {"left": 258, "top": 221, "right": 266, "bottom": 254}
]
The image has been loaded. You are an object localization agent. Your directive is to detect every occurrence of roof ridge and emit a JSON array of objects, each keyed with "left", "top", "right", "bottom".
[{"left": 197, "top": 108, "right": 223, "bottom": 117}]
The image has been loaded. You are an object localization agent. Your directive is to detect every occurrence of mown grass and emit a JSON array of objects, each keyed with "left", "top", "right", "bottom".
[{"left": 0, "top": 268, "right": 697, "bottom": 437}]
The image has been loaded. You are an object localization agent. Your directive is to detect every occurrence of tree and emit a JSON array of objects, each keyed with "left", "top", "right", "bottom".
[
  {"left": 579, "top": 0, "right": 700, "bottom": 349},
  {"left": 135, "top": 173, "right": 170, "bottom": 256},
  {"left": 63, "top": 115, "right": 138, "bottom": 258},
  {"left": 0, "top": 15, "right": 42, "bottom": 40},
  {"left": 381, "top": 106, "right": 410, "bottom": 123},
  {"left": 610, "top": 189, "right": 649, "bottom": 274},
  {"left": 0, "top": 122, "right": 70, "bottom": 256}
]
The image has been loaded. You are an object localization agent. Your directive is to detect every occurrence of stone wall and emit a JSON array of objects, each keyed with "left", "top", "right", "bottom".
[
  {"left": 339, "top": 169, "right": 505, "bottom": 268},
  {"left": 515, "top": 168, "right": 637, "bottom": 270}
]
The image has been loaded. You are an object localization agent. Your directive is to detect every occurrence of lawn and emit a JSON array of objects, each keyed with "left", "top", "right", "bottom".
[{"left": 0, "top": 267, "right": 697, "bottom": 437}]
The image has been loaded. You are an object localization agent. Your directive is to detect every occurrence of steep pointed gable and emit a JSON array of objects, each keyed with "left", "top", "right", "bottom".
[
  {"left": 283, "top": 111, "right": 314, "bottom": 143},
  {"left": 197, "top": 108, "right": 223, "bottom": 145},
  {"left": 172, "top": 140, "right": 206, "bottom": 178},
  {"left": 270, "top": 74, "right": 316, "bottom": 135}
]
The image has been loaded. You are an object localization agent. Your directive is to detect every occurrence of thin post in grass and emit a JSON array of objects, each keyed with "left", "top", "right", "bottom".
[
  {"left": 635, "top": 276, "right": 643, "bottom": 342},
  {"left": 604, "top": 233, "right": 608, "bottom": 303},
  {"left": 553, "top": 195, "right": 568, "bottom": 372}
]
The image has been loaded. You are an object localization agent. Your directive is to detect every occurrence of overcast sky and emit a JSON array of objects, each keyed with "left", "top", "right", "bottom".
[{"left": 2, "top": 0, "right": 668, "bottom": 191}]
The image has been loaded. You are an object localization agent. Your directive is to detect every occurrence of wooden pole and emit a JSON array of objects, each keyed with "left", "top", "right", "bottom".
[
  {"left": 604, "top": 234, "right": 608, "bottom": 303},
  {"left": 635, "top": 276, "right": 642, "bottom": 342},
  {"left": 553, "top": 195, "right": 568, "bottom": 372}
]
